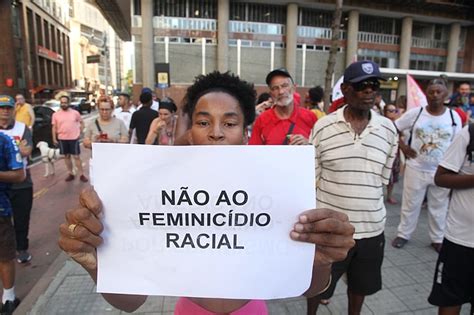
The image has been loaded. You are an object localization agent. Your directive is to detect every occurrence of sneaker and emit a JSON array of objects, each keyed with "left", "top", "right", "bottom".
[
  {"left": 17, "top": 250, "right": 32, "bottom": 264},
  {"left": 392, "top": 237, "right": 408, "bottom": 249},
  {"left": 1, "top": 298, "right": 20, "bottom": 315},
  {"left": 65, "top": 174, "right": 75, "bottom": 182},
  {"left": 79, "top": 175, "right": 88, "bottom": 183}
]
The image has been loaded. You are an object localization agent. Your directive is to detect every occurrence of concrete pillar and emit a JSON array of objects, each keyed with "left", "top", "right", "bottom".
[
  {"left": 345, "top": 10, "right": 359, "bottom": 67},
  {"left": 141, "top": 0, "right": 154, "bottom": 88},
  {"left": 446, "top": 22, "right": 461, "bottom": 72},
  {"left": 285, "top": 3, "right": 298, "bottom": 76},
  {"left": 217, "top": 0, "right": 229, "bottom": 72},
  {"left": 398, "top": 17, "right": 413, "bottom": 96}
]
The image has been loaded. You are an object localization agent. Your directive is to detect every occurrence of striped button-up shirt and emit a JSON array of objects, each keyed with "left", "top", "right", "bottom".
[{"left": 310, "top": 105, "right": 398, "bottom": 239}]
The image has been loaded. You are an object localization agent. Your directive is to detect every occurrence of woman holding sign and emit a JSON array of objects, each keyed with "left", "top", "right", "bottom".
[{"left": 58, "top": 72, "right": 355, "bottom": 314}]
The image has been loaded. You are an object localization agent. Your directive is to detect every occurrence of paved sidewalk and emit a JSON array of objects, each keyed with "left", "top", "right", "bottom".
[{"left": 23, "top": 185, "right": 471, "bottom": 315}]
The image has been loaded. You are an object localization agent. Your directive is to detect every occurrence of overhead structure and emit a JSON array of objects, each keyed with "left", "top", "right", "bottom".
[{"left": 93, "top": 0, "right": 131, "bottom": 41}]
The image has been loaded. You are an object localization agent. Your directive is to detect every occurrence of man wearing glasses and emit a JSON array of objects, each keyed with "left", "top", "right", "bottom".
[
  {"left": 307, "top": 61, "right": 399, "bottom": 315},
  {"left": 249, "top": 68, "right": 317, "bottom": 145}
]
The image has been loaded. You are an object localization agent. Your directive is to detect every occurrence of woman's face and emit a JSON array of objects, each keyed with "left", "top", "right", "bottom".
[
  {"left": 384, "top": 104, "right": 399, "bottom": 121},
  {"left": 188, "top": 92, "right": 247, "bottom": 145},
  {"left": 159, "top": 108, "right": 172, "bottom": 124},
  {"left": 98, "top": 102, "right": 113, "bottom": 120}
]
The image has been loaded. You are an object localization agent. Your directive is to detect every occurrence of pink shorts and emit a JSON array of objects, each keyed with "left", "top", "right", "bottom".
[{"left": 174, "top": 297, "right": 268, "bottom": 315}]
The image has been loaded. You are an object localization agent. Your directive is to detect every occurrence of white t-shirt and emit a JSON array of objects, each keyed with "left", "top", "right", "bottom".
[
  {"left": 395, "top": 107, "right": 462, "bottom": 172},
  {"left": 113, "top": 107, "right": 136, "bottom": 130},
  {"left": 440, "top": 126, "right": 474, "bottom": 248}
]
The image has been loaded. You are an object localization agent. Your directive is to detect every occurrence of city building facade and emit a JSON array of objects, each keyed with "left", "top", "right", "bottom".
[
  {"left": 129, "top": 0, "right": 474, "bottom": 102},
  {"left": 69, "top": 0, "right": 125, "bottom": 95},
  {"left": 0, "top": 0, "right": 72, "bottom": 102}
]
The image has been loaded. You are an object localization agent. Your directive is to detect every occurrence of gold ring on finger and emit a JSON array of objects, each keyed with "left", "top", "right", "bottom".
[{"left": 68, "top": 223, "right": 78, "bottom": 235}]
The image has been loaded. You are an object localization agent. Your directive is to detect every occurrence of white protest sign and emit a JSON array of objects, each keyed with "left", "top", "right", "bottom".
[{"left": 93, "top": 144, "right": 316, "bottom": 299}]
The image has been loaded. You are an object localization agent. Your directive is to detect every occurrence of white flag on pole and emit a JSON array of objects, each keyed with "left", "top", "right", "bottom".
[{"left": 406, "top": 74, "right": 428, "bottom": 110}]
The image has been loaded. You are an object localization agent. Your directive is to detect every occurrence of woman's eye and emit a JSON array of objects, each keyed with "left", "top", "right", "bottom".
[{"left": 197, "top": 121, "right": 209, "bottom": 127}]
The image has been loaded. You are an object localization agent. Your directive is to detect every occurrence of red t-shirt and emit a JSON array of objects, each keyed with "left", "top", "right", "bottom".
[{"left": 249, "top": 105, "right": 317, "bottom": 145}]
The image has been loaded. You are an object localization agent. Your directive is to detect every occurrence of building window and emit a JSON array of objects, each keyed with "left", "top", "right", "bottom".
[
  {"left": 358, "top": 49, "right": 399, "bottom": 68},
  {"left": 154, "top": 0, "right": 187, "bottom": 17},
  {"left": 188, "top": 0, "right": 217, "bottom": 19},
  {"left": 133, "top": 0, "right": 141, "bottom": 15},
  {"left": 359, "top": 15, "right": 400, "bottom": 35},
  {"left": 410, "top": 53, "right": 446, "bottom": 71},
  {"left": 299, "top": 8, "right": 333, "bottom": 28},
  {"left": 230, "top": 3, "right": 285, "bottom": 24}
]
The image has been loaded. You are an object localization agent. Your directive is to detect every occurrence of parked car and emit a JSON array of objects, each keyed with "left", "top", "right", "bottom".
[
  {"left": 42, "top": 99, "right": 60, "bottom": 112},
  {"left": 70, "top": 97, "right": 91, "bottom": 114},
  {"left": 33, "top": 105, "right": 55, "bottom": 149}
]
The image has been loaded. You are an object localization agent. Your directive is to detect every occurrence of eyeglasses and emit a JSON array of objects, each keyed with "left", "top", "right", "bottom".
[{"left": 351, "top": 80, "right": 380, "bottom": 92}]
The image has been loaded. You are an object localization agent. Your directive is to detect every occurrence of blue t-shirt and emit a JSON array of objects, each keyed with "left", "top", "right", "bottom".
[{"left": 0, "top": 133, "right": 23, "bottom": 216}]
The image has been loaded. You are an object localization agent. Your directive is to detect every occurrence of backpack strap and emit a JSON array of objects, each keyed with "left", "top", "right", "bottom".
[
  {"left": 448, "top": 109, "right": 457, "bottom": 127},
  {"left": 408, "top": 107, "right": 423, "bottom": 147},
  {"left": 467, "top": 123, "right": 474, "bottom": 162}
]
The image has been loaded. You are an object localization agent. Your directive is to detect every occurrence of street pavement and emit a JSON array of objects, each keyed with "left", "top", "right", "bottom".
[{"left": 16, "top": 169, "right": 472, "bottom": 314}]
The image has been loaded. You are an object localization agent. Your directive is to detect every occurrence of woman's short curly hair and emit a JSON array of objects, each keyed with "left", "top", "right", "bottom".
[{"left": 183, "top": 71, "right": 256, "bottom": 126}]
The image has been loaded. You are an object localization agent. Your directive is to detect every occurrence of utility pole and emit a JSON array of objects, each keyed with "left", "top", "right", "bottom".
[{"left": 102, "top": 33, "right": 109, "bottom": 95}]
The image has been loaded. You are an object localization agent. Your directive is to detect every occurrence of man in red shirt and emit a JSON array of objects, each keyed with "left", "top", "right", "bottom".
[{"left": 249, "top": 69, "right": 317, "bottom": 145}]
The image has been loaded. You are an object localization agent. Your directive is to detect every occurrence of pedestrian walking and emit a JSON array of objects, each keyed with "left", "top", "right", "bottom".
[
  {"left": 392, "top": 78, "right": 462, "bottom": 252},
  {"left": 427, "top": 123, "right": 474, "bottom": 314},
  {"left": 83, "top": 97, "right": 128, "bottom": 148},
  {"left": 113, "top": 93, "right": 135, "bottom": 130},
  {"left": 249, "top": 68, "right": 317, "bottom": 145},
  {"left": 0, "top": 97, "right": 26, "bottom": 315},
  {"left": 51, "top": 95, "right": 88, "bottom": 182},
  {"left": 0, "top": 96, "right": 34, "bottom": 264},
  {"left": 308, "top": 61, "right": 399, "bottom": 315},
  {"left": 129, "top": 92, "right": 158, "bottom": 144},
  {"left": 13, "top": 95, "right": 34, "bottom": 132}
]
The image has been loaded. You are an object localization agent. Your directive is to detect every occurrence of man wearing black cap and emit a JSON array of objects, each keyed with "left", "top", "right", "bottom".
[
  {"left": 129, "top": 92, "right": 158, "bottom": 144},
  {"left": 308, "top": 61, "right": 399, "bottom": 314},
  {"left": 249, "top": 68, "right": 317, "bottom": 145}
]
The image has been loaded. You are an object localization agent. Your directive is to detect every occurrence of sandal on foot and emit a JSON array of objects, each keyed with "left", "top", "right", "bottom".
[{"left": 392, "top": 237, "right": 408, "bottom": 249}]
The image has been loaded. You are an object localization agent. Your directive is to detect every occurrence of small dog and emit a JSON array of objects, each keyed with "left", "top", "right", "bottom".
[{"left": 36, "top": 141, "right": 77, "bottom": 177}]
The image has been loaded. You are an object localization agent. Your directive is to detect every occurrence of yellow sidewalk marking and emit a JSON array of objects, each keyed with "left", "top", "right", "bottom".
[{"left": 33, "top": 188, "right": 48, "bottom": 199}]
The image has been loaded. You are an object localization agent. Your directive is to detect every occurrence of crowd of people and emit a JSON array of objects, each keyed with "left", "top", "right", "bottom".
[{"left": 0, "top": 60, "right": 473, "bottom": 315}]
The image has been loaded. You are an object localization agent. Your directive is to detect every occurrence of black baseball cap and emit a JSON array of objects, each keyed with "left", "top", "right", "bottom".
[
  {"left": 343, "top": 61, "right": 386, "bottom": 83},
  {"left": 265, "top": 68, "right": 294, "bottom": 86}
]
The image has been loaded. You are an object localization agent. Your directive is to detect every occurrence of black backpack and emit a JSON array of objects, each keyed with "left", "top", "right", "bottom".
[{"left": 467, "top": 123, "right": 474, "bottom": 162}]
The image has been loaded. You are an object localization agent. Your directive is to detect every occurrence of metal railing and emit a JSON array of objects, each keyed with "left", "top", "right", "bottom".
[
  {"left": 358, "top": 31, "right": 399, "bottom": 45},
  {"left": 297, "top": 26, "right": 346, "bottom": 40},
  {"left": 153, "top": 16, "right": 216, "bottom": 31},
  {"left": 411, "top": 37, "right": 447, "bottom": 49},
  {"left": 229, "top": 21, "right": 285, "bottom": 35}
]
